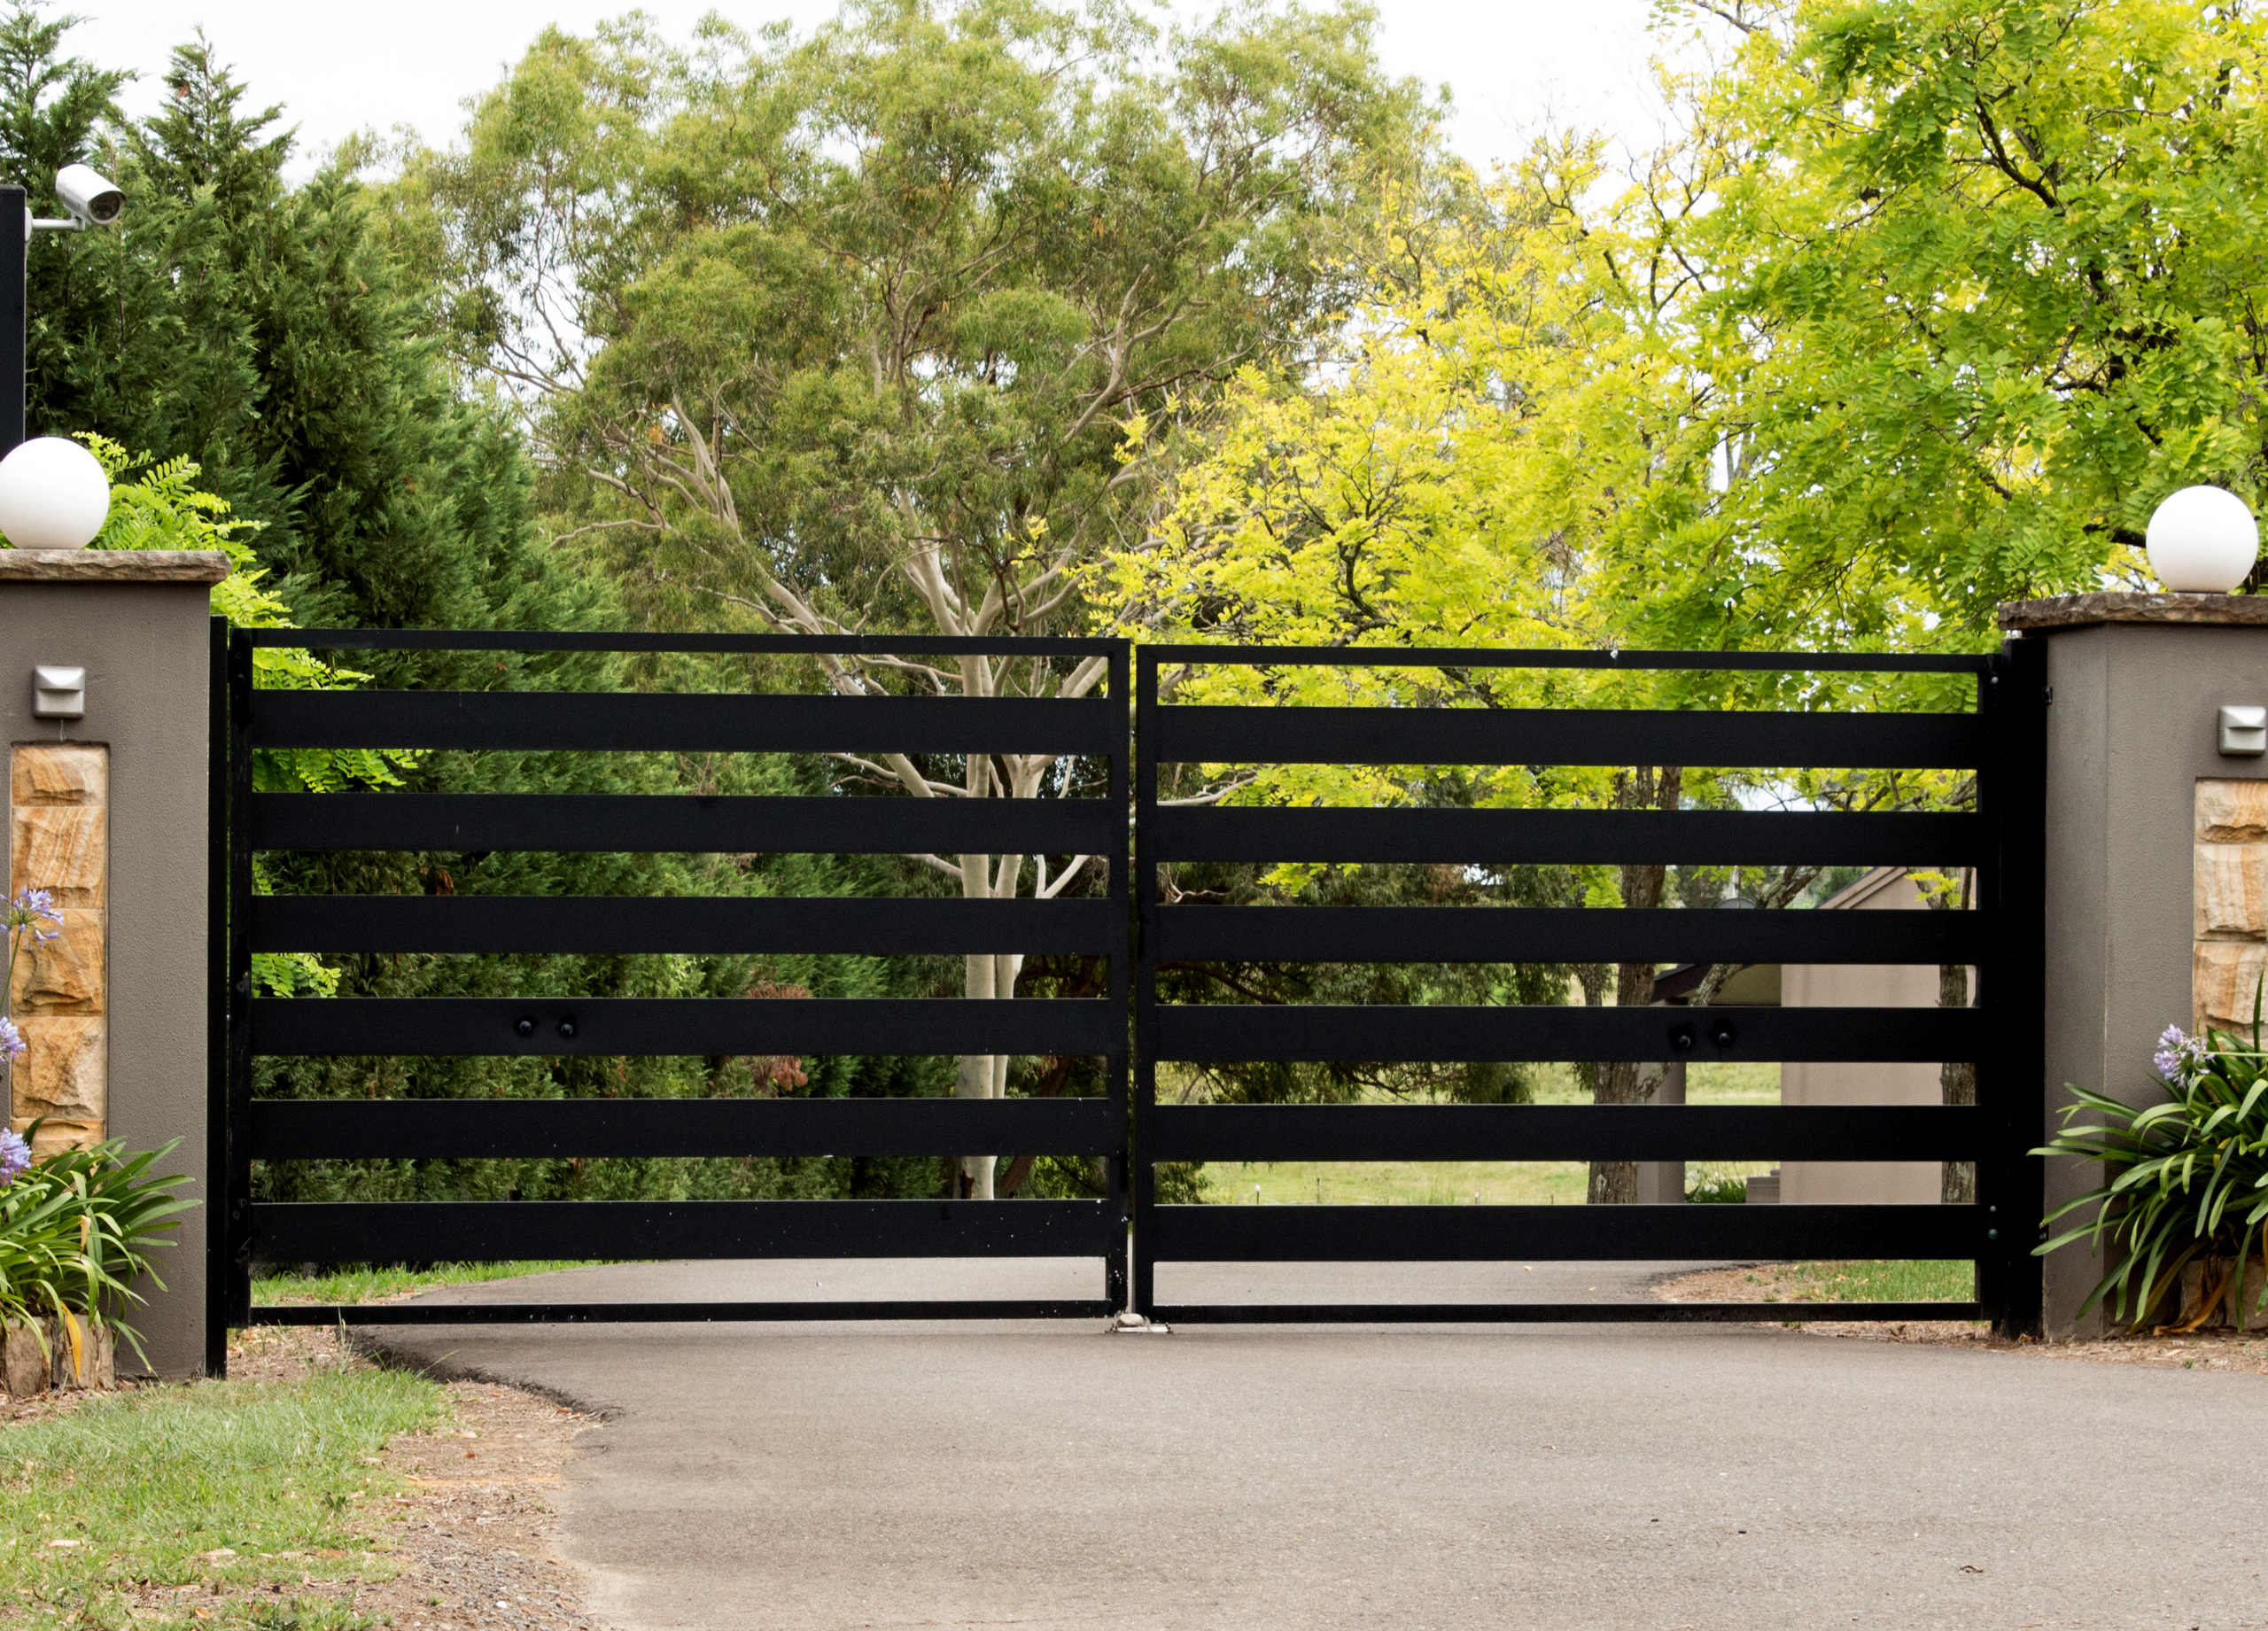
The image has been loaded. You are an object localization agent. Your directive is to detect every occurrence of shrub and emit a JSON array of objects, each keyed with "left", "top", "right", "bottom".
[
  {"left": 2036, "top": 1021, "right": 2268, "bottom": 1331},
  {"left": 1685, "top": 1166, "right": 1751, "bottom": 1205},
  {"left": 0, "top": 1136, "right": 193, "bottom": 1367}
]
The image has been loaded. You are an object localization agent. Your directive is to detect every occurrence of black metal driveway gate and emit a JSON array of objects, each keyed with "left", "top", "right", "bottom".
[
  {"left": 210, "top": 629, "right": 2050, "bottom": 1360},
  {"left": 1130, "top": 642, "right": 2047, "bottom": 1337},
  {"left": 210, "top": 626, "right": 1129, "bottom": 1359}
]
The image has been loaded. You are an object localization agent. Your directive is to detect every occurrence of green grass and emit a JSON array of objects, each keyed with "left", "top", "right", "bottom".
[
  {"left": 1193, "top": 1065, "right": 1785, "bottom": 1206},
  {"left": 1526, "top": 1059, "right": 1783, "bottom": 1107},
  {"left": 252, "top": 1261, "right": 598, "bottom": 1307},
  {"left": 1200, "top": 1158, "right": 1593, "bottom": 1206},
  {"left": 1734, "top": 1259, "right": 1977, "bottom": 1303},
  {"left": 0, "top": 1361, "right": 442, "bottom": 1627}
]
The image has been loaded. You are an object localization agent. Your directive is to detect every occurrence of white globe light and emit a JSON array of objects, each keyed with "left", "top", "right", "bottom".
[
  {"left": 0, "top": 437, "right": 112, "bottom": 551},
  {"left": 2146, "top": 485, "right": 2259, "bottom": 594}
]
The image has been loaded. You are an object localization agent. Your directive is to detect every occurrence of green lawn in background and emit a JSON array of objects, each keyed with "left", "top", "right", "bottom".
[
  {"left": 1200, "top": 1159, "right": 1590, "bottom": 1207},
  {"left": 0, "top": 1357, "right": 440, "bottom": 1628},
  {"left": 1192, "top": 1060, "right": 1784, "bottom": 1205}
]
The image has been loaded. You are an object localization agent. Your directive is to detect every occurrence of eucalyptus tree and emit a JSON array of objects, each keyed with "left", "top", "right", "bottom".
[{"left": 387, "top": 0, "right": 1435, "bottom": 1193}]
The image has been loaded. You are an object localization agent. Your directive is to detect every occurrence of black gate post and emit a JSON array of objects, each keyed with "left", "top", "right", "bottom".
[
  {"left": 204, "top": 616, "right": 231, "bottom": 1376},
  {"left": 1131, "top": 649, "right": 1159, "bottom": 1320},
  {"left": 1977, "top": 635, "right": 2048, "bottom": 1338},
  {"left": 223, "top": 630, "right": 255, "bottom": 1338},
  {"left": 1105, "top": 641, "right": 1131, "bottom": 1312}
]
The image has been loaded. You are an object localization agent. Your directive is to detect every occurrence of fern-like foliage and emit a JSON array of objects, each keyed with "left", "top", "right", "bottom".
[{"left": 75, "top": 433, "right": 417, "bottom": 993}]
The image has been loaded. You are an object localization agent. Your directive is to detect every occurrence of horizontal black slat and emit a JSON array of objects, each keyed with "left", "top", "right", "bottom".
[
  {"left": 248, "top": 629, "right": 1122, "bottom": 657},
  {"left": 251, "top": 998, "right": 1115, "bottom": 1058},
  {"left": 1153, "top": 905, "right": 1980, "bottom": 966},
  {"left": 1153, "top": 706, "right": 1980, "bottom": 769},
  {"left": 250, "top": 794, "right": 1116, "bottom": 854},
  {"left": 251, "top": 1200, "right": 1115, "bottom": 1262},
  {"left": 251, "top": 691, "right": 1112, "bottom": 754},
  {"left": 1145, "top": 1105, "right": 1981, "bottom": 1163},
  {"left": 1146, "top": 1203, "right": 1979, "bottom": 1262},
  {"left": 1151, "top": 1301, "right": 1983, "bottom": 1324},
  {"left": 251, "top": 897, "right": 1116, "bottom": 956},
  {"left": 1144, "top": 643, "right": 1990, "bottom": 675},
  {"left": 1153, "top": 1004, "right": 1984, "bottom": 1063},
  {"left": 251, "top": 1096, "right": 1119, "bottom": 1161},
  {"left": 1148, "top": 807, "right": 1980, "bottom": 866},
  {"left": 249, "top": 1300, "right": 1118, "bottom": 1324}
]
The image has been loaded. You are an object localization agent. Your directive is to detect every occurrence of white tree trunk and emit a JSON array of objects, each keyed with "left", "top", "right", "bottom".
[{"left": 958, "top": 843, "right": 1029, "bottom": 1197}]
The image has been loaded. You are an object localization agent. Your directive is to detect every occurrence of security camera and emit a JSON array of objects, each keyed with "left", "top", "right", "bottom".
[{"left": 52, "top": 165, "right": 121, "bottom": 227}]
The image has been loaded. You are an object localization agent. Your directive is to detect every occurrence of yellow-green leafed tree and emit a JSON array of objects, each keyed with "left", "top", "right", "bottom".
[
  {"left": 1671, "top": 0, "right": 2268, "bottom": 635},
  {"left": 1112, "top": 148, "right": 1753, "bottom": 1198},
  {"left": 1110, "top": 125, "right": 1977, "bottom": 1197},
  {"left": 1116, "top": 144, "right": 1705, "bottom": 681}
]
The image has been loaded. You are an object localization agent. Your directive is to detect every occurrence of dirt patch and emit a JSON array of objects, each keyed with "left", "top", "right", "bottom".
[
  {"left": 359, "top": 1349, "right": 601, "bottom": 1630},
  {"left": 0, "top": 1372, "right": 139, "bottom": 1428},
  {"left": 1656, "top": 1264, "right": 2268, "bottom": 1373},
  {"left": 108, "top": 1327, "right": 602, "bottom": 1629}
]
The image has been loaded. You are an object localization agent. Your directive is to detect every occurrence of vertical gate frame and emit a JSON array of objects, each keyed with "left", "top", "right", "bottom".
[
  {"left": 203, "top": 616, "right": 232, "bottom": 1375},
  {"left": 223, "top": 627, "right": 255, "bottom": 1342},
  {"left": 1105, "top": 643, "right": 1132, "bottom": 1313},
  {"left": 1132, "top": 648, "right": 1160, "bottom": 1319},
  {"left": 1977, "top": 635, "right": 2049, "bottom": 1338}
]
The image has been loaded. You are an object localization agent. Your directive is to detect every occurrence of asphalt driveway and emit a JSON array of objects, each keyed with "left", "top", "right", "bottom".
[{"left": 356, "top": 1260, "right": 2267, "bottom": 1630}]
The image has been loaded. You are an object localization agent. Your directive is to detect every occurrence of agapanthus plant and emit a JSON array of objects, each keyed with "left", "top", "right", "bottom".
[
  {"left": 0, "top": 1134, "right": 190, "bottom": 1368},
  {"left": 2152, "top": 1024, "right": 2211, "bottom": 1083},
  {"left": 2039, "top": 1014, "right": 2268, "bottom": 1331},
  {"left": 4, "top": 885, "right": 61, "bottom": 993}
]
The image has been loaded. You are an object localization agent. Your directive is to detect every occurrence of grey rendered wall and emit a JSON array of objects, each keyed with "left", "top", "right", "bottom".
[
  {"left": 2035, "top": 621, "right": 2268, "bottom": 1333},
  {"left": 0, "top": 563, "right": 219, "bottom": 1375}
]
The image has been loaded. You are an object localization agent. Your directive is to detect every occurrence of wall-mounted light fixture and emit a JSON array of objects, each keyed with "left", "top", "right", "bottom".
[
  {"left": 2219, "top": 704, "right": 2265, "bottom": 757},
  {"left": 31, "top": 664, "right": 82, "bottom": 719}
]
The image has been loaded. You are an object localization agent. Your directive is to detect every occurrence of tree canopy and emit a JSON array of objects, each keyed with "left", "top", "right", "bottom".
[{"left": 388, "top": 0, "right": 1438, "bottom": 646}]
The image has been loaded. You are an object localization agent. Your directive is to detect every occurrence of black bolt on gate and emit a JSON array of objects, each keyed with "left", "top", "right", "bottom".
[
  {"left": 1130, "top": 642, "right": 2047, "bottom": 1336},
  {"left": 211, "top": 628, "right": 1130, "bottom": 1350}
]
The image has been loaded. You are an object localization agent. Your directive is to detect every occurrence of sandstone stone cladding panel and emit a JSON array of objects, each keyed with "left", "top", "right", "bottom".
[
  {"left": 2194, "top": 779, "right": 2268, "bottom": 1034},
  {"left": 9, "top": 742, "right": 106, "bottom": 1152}
]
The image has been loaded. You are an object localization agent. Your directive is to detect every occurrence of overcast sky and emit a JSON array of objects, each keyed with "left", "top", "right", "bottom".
[{"left": 53, "top": 0, "right": 1673, "bottom": 175}]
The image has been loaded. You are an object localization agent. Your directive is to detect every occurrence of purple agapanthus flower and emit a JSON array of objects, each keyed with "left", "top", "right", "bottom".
[
  {"left": 0, "top": 1128, "right": 28, "bottom": 1184},
  {"left": 2154, "top": 1024, "right": 2211, "bottom": 1083},
  {"left": 7, "top": 887, "right": 60, "bottom": 943},
  {"left": 0, "top": 1016, "right": 21, "bottom": 1060}
]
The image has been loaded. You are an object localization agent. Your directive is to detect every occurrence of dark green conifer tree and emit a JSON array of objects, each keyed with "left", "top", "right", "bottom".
[{"left": 0, "top": 12, "right": 946, "bottom": 1217}]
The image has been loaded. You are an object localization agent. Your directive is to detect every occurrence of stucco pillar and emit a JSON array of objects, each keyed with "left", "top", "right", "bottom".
[
  {"left": 1998, "top": 592, "right": 2268, "bottom": 1334},
  {"left": 0, "top": 549, "right": 229, "bottom": 1376}
]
